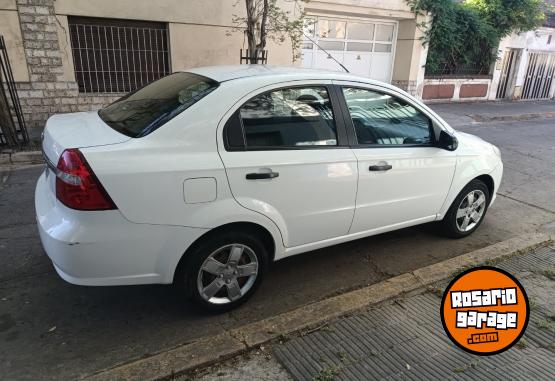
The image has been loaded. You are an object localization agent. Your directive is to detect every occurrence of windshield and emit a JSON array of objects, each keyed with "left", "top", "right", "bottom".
[{"left": 98, "top": 72, "right": 219, "bottom": 137}]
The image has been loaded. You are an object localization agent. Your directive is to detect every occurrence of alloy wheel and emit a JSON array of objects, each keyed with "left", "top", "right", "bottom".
[
  {"left": 196, "top": 244, "right": 258, "bottom": 304},
  {"left": 455, "top": 190, "right": 487, "bottom": 232}
]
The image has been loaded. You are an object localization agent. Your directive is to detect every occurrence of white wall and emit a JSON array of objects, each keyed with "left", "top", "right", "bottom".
[{"left": 490, "top": 28, "right": 555, "bottom": 99}]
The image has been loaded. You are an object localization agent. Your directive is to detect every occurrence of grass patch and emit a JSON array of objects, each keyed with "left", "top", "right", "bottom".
[
  {"left": 313, "top": 364, "right": 341, "bottom": 381},
  {"left": 516, "top": 338, "right": 528, "bottom": 349},
  {"left": 426, "top": 285, "right": 444, "bottom": 298},
  {"left": 453, "top": 359, "right": 480, "bottom": 374},
  {"left": 528, "top": 297, "right": 538, "bottom": 311},
  {"left": 541, "top": 268, "right": 555, "bottom": 281},
  {"left": 337, "top": 351, "right": 351, "bottom": 364},
  {"left": 537, "top": 319, "right": 555, "bottom": 333}
]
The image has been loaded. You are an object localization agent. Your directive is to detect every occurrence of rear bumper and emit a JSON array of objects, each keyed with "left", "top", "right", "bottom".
[{"left": 35, "top": 171, "right": 207, "bottom": 286}]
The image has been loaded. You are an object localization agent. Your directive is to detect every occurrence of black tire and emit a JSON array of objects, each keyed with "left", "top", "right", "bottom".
[
  {"left": 441, "top": 179, "right": 490, "bottom": 239},
  {"left": 177, "top": 230, "right": 269, "bottom": 313}
]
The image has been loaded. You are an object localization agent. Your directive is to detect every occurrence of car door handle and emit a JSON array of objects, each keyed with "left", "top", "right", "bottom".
[
  {"left": 369, "top": 163, "right": 392, "bottom": 172},
  {"left": 246, "top": 172, "right": 279, "bottom": 180}
]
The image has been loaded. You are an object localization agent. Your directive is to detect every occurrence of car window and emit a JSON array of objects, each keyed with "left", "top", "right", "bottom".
[
  {"left": 239, "top": 87, "right": 337, "bottom": 148},
  {"left": 342, "top": 87, "right": 432, "bottom": 146},
  {"left": 99, "top": 72, "right": 218, "bottom": 138}
]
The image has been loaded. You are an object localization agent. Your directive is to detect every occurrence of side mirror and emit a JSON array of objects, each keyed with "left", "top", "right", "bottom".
[{"left": 438, "top": 130, "right": 458, "bottom": 151}]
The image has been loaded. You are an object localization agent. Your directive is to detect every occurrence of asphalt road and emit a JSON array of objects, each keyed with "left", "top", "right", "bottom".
[{"left": 1, "top": 116, "right": 554, "bottom": 380}]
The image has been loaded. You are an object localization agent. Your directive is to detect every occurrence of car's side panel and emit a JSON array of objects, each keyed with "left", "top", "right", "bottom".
[
  {"left": 436, "top": 132, "right": 503, "bottom": 219},
  {"left": 81, "top": 82, "right": 288, "bottom": 261},
  {"left": 349, "top": 147, "right": 457, "bottom": 232},
  {"left": 35, "top": 171, "right": 209, "bottom": 285},
  {"left": 221, "top": 149, "right": 358, "bottom": 247},
  {"left": 330, "top": 81, "right": 457, "bottom": 231},
  {"left": 215, "top": 80, "right": 359, "bottom": 248}
]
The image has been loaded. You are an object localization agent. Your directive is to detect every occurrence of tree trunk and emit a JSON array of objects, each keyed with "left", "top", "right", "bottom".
[
  {"left": 245, "top": 0, "right": 258, "bottom": 63},
  {"left": 257, "top": 0, "right": 268, "bottom": 51}
]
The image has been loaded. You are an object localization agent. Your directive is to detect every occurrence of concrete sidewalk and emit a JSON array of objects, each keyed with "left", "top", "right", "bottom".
[
  {"left": 429, "top": 100, "right": 555, "bottom": 128},
  {"left": 191, "top": 244, "right": 555, "bottom": 380}
]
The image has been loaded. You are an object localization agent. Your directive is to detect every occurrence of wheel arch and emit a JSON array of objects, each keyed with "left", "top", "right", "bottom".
[
  {"left": 173, "top": 221, "right": 276, "bottom": 283},
  {"left": 475, "top": 174, "right": 494, "bottom": 199},
  {"left": 438, "top": 172, "right": 496, "bottom": 220}
]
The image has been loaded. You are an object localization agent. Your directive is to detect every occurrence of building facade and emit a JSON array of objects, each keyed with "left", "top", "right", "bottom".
[
  {"left": 0, "top": 0, "right": 428, "bottom": 139},
  {"left": 490, "top": 22, "right": 555, "bottom": 101},
  {"left": 422, "top": 3, "right": 555, "bottom": 103}
]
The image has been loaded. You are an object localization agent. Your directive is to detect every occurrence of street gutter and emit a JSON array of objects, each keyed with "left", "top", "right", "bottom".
[
  {"left": 471, "top": 111, "right": 555, "bottom": 123},
  {"left": 82, "top": 232, "right": 552, "bottom": 381}
]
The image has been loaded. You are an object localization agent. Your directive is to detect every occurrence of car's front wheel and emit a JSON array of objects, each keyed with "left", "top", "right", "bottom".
[
  {"left": 441, "top": 179, "right": 490, "bottom": 238},
  {"left": 179, "top": 231, "right": 269, "bottom": 312}
]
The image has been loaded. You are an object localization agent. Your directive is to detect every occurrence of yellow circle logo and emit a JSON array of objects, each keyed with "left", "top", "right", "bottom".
[{"left": 441, "top": 267, "right": 529, "bottom": 355}]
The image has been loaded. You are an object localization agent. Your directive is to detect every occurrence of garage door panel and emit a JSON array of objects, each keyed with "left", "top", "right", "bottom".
[
  {"left": 370, "top": 54, "right": 393, "bottom": 83},
  {"left": 302, "top": 16, "right": 396, "bottom": 83},
  {"left": 343, "top": 52, "right": 371, "bottom": 77},
  {"left": 314, "top": 50, "right": 345, "bottom": 71}
]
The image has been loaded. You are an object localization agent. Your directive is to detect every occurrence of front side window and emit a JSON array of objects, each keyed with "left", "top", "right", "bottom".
[
  {"left": 342, "top": 87, "right": 432, "bottom": 146},
  {"left": 239, "top": 87, "right": 337, "bottom": 148},
  {"left": 99, "top": 72, "right": 218, "bottom": 137}
]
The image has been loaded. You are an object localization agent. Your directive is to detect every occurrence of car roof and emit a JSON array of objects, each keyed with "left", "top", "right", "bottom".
[{"left": 183, "top": 65, "right": 386, "bottom": 86}]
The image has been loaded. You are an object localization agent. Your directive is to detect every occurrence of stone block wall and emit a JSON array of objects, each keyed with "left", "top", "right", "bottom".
[
  {"left": 391, "top": 80, "right": 419, "bottom": 97},
  {"left": 13, "top": 0, "right": 121, "bottom": 140}
]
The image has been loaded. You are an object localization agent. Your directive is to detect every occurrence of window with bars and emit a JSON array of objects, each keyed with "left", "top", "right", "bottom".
[{"left": 68, "top": 17, "right": 170, "bottom": 94}]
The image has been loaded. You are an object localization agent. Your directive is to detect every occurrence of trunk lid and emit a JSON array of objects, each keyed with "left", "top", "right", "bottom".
[{"left": 42, "top": 111, "right": 131, "bottom": 164}]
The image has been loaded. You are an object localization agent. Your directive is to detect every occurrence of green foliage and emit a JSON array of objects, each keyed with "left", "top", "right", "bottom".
[
  {"left": 407, "top": 0, "right": 547, "bottom": 75},
  {"left": 231, "top": 0, "right": 309, "bottom": 63},
  {"left": 466, "top": 0, "right": 547, "bottom": 37}
]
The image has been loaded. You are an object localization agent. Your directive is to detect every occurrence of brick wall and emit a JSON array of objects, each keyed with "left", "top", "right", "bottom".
[
  {"left": 15, "top": 0, "right": 121, "bottom": 140},
  {"left": 422, "top": 77, "right": 492, "bottom": 103}
]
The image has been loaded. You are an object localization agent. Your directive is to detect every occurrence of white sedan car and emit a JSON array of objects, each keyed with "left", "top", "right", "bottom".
[{"left": 36, "top": 66, "right": 503, "bottom": 311}]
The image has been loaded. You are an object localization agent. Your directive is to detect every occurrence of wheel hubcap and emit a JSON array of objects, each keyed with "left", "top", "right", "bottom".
[
  {"left": 197, "top": 244, "right": 258, "bottom": 305},
  {"left": 456, "top": 190, "right": 487, "bottom": 232}
]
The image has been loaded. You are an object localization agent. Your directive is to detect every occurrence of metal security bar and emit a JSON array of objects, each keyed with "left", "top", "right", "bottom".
[
  {"left": 68, "top": 17, "right": 170, "bottom": 93},
  {"left": 240, "top": 49, "right": 268, "bottom": 64},
  {"left": 425, "top": 62, "right": 489, "bottom": 77},
  {"left": 522, "top": 52, "right": 555, "bottom": 100},
  {"left": 0, "top": 35, "right": 28, "bottom": 147}
]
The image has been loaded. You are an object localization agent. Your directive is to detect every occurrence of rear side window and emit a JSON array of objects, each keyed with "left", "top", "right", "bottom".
[
  {"left": 238, "top": 87, "right": 337, "bottom": 148},
  {"left": 99, "top": 72, "right": 218, "bottom": 137}
]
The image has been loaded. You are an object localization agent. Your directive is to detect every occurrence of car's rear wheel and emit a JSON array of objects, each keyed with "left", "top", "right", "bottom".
[
  {"left": 179, "top": 231, "right": 269, "bottom": 312},
  {"left": 441, "top": 179, "right": 490, "bottom": 239}
]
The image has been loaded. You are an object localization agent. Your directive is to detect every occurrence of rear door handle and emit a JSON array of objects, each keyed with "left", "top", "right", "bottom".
[
  {"left": 369, "top": 162, "right": 392, "bottom": 172},
  {"left": 246, "top": 172, "right": 279, "bottom": 180}
]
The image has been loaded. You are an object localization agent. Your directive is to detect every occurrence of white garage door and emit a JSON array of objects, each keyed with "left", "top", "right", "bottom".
[{"left": 302, "top": 18, "right": 396, "bottom": 83}]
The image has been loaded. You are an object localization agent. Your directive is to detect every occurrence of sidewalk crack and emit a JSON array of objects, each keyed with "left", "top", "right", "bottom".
[{"left": 498, "top": 193, "right": 555, "bottom": 214}]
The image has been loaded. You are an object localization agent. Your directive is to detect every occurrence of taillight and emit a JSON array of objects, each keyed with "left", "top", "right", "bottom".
[{"left": 55, "top": 149, "right": 116, "bottom": 211}]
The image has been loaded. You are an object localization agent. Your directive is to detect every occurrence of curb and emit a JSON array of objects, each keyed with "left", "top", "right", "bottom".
[
  {"left": 471, "top": 111, "right": 555, "bottom": 123},
  {"left": 0, "top": 150, "right": 43, "bottom": 167},
  {"left": 83, "top": 232, "right": 552, "bottom": 381}
]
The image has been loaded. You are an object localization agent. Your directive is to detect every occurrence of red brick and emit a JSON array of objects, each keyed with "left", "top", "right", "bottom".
[
  {"left": 423, "top": 84, "right": 455, "bottom": 100},
  {"left": 460, "top": 84, "right": 489, "bottom": 98}
]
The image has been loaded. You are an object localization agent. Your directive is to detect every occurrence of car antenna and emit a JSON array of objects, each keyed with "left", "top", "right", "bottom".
[{"left": 302, "top": 32, "right": 350, "bottom": 74}]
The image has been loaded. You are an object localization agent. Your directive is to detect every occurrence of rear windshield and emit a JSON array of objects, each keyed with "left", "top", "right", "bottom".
[{"left": 98, "top": 72, "right": 219, "bottom": 137}]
